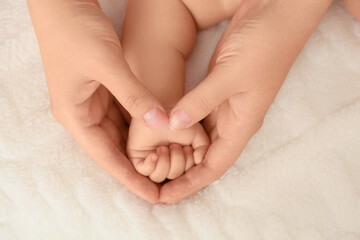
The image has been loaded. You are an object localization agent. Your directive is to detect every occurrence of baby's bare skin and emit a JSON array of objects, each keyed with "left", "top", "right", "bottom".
[
  {"left": 122, "top": 0, "right": 244, "bottom": 182},
  {"left": 122, "top": 0, "right": 206, "bottom": 182},
  {"left": 127, "top": 119, "right": 209, "bottom": 182}
]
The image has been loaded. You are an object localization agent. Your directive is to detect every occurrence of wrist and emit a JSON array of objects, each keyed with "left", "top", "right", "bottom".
[{"left": 149, "top": 91, "right": 183, "bottom": 115}]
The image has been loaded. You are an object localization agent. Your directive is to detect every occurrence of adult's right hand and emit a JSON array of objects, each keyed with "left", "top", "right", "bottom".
[
  {"left": 161, "top": 0, "right": 333, "bottom": 204},
  {"left": 27, "top": 0, "right": 168, "bottom": 203}
]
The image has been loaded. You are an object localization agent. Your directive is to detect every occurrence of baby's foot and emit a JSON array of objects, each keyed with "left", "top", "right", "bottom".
[{"left": 126, "top": 119, "right": 210, "bottom": 183}]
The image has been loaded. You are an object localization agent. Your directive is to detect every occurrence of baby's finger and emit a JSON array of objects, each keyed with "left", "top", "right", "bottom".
[
  {"left": 193, "top": 145, "right": 208, "bottom": 165},
  {"left": 142, "top": 153, "right": 159, "bottom": 176},
  {"left": 131, "top": 152, "right": 158, "bottom": 177},
  {"left": 168, "top": 144, "right": 186, "bottom": 180},
  {"left": 191, "top": 124, "right": 210, "bottom": 165},
  {"left": 150, "top": 147, "right": 170, "bottom": 183},
  {"left": 183, "top": 146, "right": 194, "bottom": 171}
]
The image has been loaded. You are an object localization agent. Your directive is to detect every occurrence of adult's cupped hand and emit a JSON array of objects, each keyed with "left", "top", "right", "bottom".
[
  {"left": 160, "top": 0, "right": 335, "bottom": 204},
  {"left": 28, "top": 0, "right": 169, "bottom": 203}
]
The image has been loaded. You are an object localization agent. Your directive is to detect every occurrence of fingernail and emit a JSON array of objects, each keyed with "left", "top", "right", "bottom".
[
  {"left": 143, "top": 107, "right": 168, "bottom": 129},
  {"left": 161, "top": 147, "right": 168, "bottom": 154},
  {"left": 184, "top": 146, "right": 193, "bottom": 153},
  {"left": 157, "top": 147, "right": 168, "bottom": 154},
  {"left": 169, "top": 109, "right": 192, "bottom": 131},
  {"left": 151, "top": 155, "right": 158, "bottom": 162},
  {"left": 170, "top": 143, "right": 181, "bottom": 149}
]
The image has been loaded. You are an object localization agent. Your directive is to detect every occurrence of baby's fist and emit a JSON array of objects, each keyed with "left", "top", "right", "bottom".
[{"left": 126, "top": 119, "right": 210, "bottom": 183}]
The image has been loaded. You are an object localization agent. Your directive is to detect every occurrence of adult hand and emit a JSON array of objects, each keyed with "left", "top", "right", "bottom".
[
  {"left": 160, "top": 0, "right": 333, "bottom": 204},
  {"left": 28, "top": 0, "right": 168, "bottom": 203},
  {"left": 343, "top": 0, "right": 360, "bottom": 21}
]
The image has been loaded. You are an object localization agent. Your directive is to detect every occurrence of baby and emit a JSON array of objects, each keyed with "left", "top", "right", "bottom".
[{"left": 122, "top": 0, "right": 241, "bottom": 183}]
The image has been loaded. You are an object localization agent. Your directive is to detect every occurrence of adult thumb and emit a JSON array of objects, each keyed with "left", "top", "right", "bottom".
[
  {"left": 169, "top": 68, "right": 235, "bottom": 130},
  {"left": 101, "top": 61, "right": 168, "bottom": 129}
]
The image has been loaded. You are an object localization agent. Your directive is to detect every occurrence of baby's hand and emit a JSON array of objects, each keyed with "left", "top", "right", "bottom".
[{"left": 126, "top": 119, "right": 210, "bottom": 183}]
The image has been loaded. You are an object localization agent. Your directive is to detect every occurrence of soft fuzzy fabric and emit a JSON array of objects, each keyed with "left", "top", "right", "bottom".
[{"left": 0, "top": 0, "right": 360, "bottom": 239}]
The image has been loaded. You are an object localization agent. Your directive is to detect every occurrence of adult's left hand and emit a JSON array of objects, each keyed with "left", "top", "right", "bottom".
[
  {"left": 160, "top": 0, "right": 333, "bottom": 204},
  {"left": 28, "top": 0, "right": 168, "bottom": 203}
]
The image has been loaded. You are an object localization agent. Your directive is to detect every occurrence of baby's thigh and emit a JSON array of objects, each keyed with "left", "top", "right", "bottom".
[{"left": 180, "top": 0, "right": 245, "bottom": 29}]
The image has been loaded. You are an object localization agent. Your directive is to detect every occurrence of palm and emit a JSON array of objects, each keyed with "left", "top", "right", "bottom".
[
  {"left": 203, "top": 93, "right": 260, "bottom": 169},
  {"left": 81, "top": 85, "right": 111, "bottom": 124},
  {"left": 68, "top": 83, "right": 160, "bottom": 203},
  {"left": 75, "top": 84, "right": 126, "bottom": 152}
]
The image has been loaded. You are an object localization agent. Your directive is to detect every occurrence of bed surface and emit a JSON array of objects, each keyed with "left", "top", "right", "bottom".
[{"left": 0, "top": 0, "right": 360, "bottom": 239}]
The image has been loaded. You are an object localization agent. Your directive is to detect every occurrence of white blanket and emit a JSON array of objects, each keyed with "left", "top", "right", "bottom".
[{"left": 1, "top": 0, "right": 360, "bottom": 239}]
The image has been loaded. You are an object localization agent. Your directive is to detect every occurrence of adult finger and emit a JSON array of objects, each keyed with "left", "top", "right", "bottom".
[
  {"left": 169, "top": 0, "right": 332, "bottom": 131},
  {"left": 167, "top": 0, "right": 256, "bottom": 131},
  {"left": 169, "top": 68, "right": 237, "bottom": 131},
  {"left": 71, "top": 124, "right": 160, "bottom": 203},
  {"left": 100, "top": 57, "right": 168, "bottom": 130}
]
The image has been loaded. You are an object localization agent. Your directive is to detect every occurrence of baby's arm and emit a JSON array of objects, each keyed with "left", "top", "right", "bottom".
[
  {"left": 121, "top": 0, "right": 196, "bottom": 110},
  {"left": 122, "top": 0, "right": 244, "bottom": 182},
  {"left": 122, "top": 0, "right": 207, "bottom": 182},
  {"left": 121, "top": 0, "right": 245, "bottom": 109}
]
